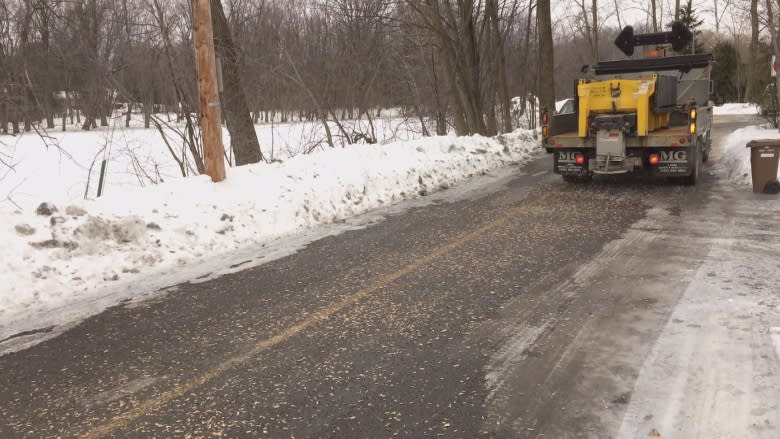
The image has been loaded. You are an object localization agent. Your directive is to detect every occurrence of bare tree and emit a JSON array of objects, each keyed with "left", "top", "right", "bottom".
[
  {"left": 706, "top": 0, "right": 733, "bottom": 35},
  {"left": 767, "top": 0, "right": 780, "bottom": 122},
  {"left": 210, "top": 0, "right": 263, "bottom": 165},
  {"left": 538, "top": 0, "right": 554, "bottom": 114},
  {"left": 745, "top": 0, "right": 759, "bottom": 101},
  {"left": 650, "top": 0, "right": 658, "bottom": 31},
  {"left": 1, "top": 0, "right": 541, "bottom": 154}
]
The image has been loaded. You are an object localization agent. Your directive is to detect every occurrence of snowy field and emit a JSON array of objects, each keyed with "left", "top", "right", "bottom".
[
  {"left": 0, "top": 114, "right": 429, "bottom": 212},
  {"left": 0, "top": 117, "right": 540, "bottom": 352},
  {"left": 713, "top": 103, "right": 761, "bottom": 116}
]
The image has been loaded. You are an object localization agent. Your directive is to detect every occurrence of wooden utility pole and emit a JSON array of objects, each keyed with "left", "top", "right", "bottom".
[{"left": 193, "top": 0, "right": 226, "bottom": 182}]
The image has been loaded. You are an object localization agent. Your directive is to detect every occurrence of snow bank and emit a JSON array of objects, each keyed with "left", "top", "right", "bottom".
[
  {"left": 0, "top": 130, "right": 539, "bottom": 344},
  {"left": 718, "top": 125, "right": 780, "bottom": 185},
  {"left": 713, "top": 103, "right": 760, "bottom": 116},
  {"left": 0, "top": 117, "right": 425, "bottom": 213}
]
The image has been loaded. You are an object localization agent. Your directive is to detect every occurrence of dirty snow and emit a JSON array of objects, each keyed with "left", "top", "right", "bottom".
[
  {"left": 0, "top": 128, "right": 540, "bottom": 352},
  {"left": 718, "top": 125, "right": 780, "bottom": 185},
  {"left": 485, "top": 321, "right": 550, "bottom": 401},
  {"left": 616, "top": 187, "right": 780, "bottom": 439}
]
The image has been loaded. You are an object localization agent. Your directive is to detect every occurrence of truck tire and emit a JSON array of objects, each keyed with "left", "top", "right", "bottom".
[{"left": 683, "top": 142, "right": 701, "bottom": 186}]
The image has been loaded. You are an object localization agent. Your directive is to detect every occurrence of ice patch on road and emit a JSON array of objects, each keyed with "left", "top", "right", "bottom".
[
  {"left": 485, "top": 321, "right": 550, "bottom": 401},
  {"left": 616, "top": 194, "right": 780, "bottom": 439},
  {"left": 772, "top": 328, "right": 780, "bottom": 365}
]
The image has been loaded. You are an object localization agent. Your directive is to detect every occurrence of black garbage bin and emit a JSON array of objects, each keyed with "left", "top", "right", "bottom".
[{"left": 746, "top": 139, "right": 780, "bottom": 193}]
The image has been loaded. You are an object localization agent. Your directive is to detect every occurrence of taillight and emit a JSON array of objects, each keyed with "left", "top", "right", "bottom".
[
  {"left": 542, "top": 126, "right": 549, "bottom": 137},
  {"left": 575, "top": 154, "right": 586, "bottom": 165},
  {"left": 542, "top": 109, "right": 549, "bottom": 139},
  {"left": 648, "top": 153, "right": 660, "bottom": 165},
  {"left": 689, "top": 107, "right": 697, "bottom": 135}
]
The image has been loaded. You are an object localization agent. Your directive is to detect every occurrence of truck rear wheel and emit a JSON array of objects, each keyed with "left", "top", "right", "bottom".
[
  {"left": 682, "top": 143, "right": 701, "bottom": 186},
  {"left": 702, "top": 132, "right": 711, "bottom": 163}
]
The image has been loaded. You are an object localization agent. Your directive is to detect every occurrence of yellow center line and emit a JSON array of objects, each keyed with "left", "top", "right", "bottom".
[{"left": 83, "top": 204, "right": 524, "bottom": 438}]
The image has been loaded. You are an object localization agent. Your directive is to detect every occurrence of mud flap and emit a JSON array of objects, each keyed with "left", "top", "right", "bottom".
[
  {"left": 650, "top": 148, "right": 692, "bottom": 177},
  {"left": 554, "top": 150, "right": 590, "bottom": 177}
]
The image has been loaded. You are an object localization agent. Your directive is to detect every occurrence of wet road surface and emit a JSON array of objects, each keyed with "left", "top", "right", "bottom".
[{"left": 1, "top": 115, "right": 778, "bottom": 438}]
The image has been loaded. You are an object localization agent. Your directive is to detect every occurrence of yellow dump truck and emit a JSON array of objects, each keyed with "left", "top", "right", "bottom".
[{"left": 542, "top": 23, "right": 715, "bottom": 185}]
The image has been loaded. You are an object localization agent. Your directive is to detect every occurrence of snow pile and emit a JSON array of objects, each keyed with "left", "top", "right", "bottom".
[
  {"left": 555, "top": 99, "right": 573, "bottom": 113},
  {"left": 713, "top": 103, "right": 760, "bottom": 116},
  {"left": 0, "top": 131, "right": 539, "bottom": 343},
  {"left": 718, "top": 125, "right": 780, "bottom": 185}
]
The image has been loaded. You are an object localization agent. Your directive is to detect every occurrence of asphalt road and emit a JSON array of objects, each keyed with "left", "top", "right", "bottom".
[{"left": 1, "top": 115, "right": 778, "bottom": 438}]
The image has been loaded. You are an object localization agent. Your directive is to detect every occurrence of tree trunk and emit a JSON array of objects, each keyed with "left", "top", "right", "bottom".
[
  {"left": 143, "top": 99, "right": 152, "bottom": 129},
  {"left": 81, "top": 113, "right": 92, "bottom": 131},
  {"left": 650, "top": 0, "right": 658, "bottom": 31},
  {"left": 82, "top": 90, "right": 95, "bottom": 131},
  {"left": 488, "top": 0, "right": 513, "bottom": 133},
  {"left": 23, "top": 87, "right": 32, "bottom": 132},
  {"left": 64, "top": 91, "right": 72, "bottom": 127},
  {"left": 486, "top": 93, "right": 498, "bottom": 136},
  {"left": 438, "top": 45, "right": 468, "bottom": 135},
  {"left": 767, "top": 0, "right": 780, "bottom": 128},
  {"left": 430, "top": 48, "right": 450, "bottom": 136},
  {"left": 538, "top": 0, "right": 556, "bottom": 115},
  {"left": 210, "top": 0, "right": 263, "bottom": 165},
  {"left": 592, "top": 0, "right": 599, "bottom": 63},
  {"left": 459, "top": 4, "right": 486, "bottom": 135},
  {"left": 46, "top": 108, "right": 54, "bottom": 129},
  {"left": 418, "top": 0, "right": 485, "bottom": 135},
  {"left": 0, "top": 98, "right": 7, "bottom": 134},
  {"left": 578, "top": 1, "right": 594, "bottom": 64},
  {"left": 745, "top": 0, "right": 759, "bottom": 102}
]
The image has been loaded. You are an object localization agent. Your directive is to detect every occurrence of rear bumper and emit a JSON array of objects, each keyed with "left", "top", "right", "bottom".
[{"left": 553, "top": 146, "right": 695, "bottom": 176}]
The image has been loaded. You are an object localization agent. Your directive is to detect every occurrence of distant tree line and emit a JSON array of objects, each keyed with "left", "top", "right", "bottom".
[
  {"left": 2, "top": 0, "right": 778, "bottom": 164},
  {"left": 0, "top": 0, "right": 545, "bottom": 151}
]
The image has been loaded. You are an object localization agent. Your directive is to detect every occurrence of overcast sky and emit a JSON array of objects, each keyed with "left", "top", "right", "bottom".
[{"left": 552, "top": 0, "right": 733, "bottom": 33}]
